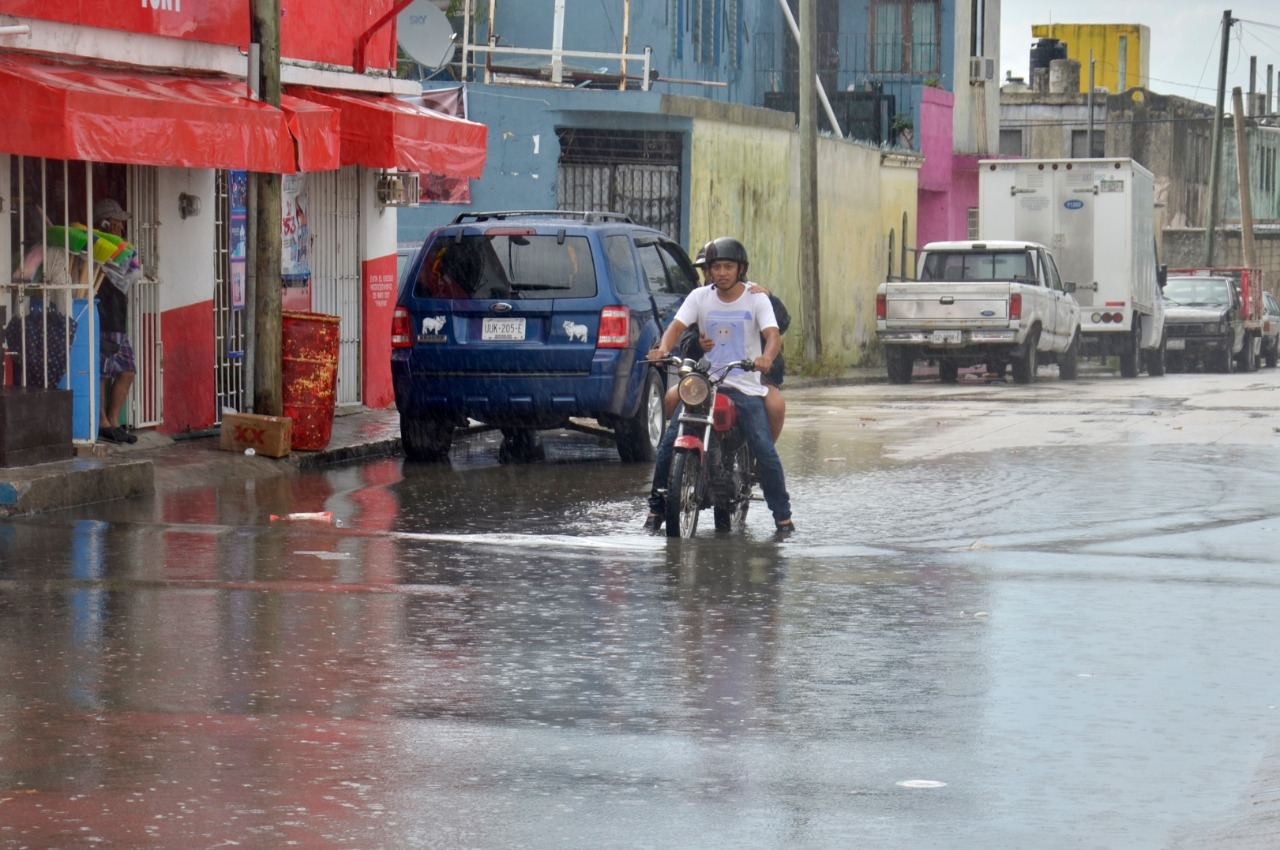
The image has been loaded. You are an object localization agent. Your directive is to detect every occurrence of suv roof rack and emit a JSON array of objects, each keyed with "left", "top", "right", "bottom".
[{"left": 450, "top": 210, "right": 636, "bottom": 225}]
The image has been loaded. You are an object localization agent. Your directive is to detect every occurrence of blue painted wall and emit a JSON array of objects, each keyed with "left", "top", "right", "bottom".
[{"left": 399, "top": 0, "right": 958, "bottom": 245}]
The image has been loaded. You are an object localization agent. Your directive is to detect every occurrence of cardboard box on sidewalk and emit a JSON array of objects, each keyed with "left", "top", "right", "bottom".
[{"left": 219, "top": 412, "right": 292, "bottom": 458}]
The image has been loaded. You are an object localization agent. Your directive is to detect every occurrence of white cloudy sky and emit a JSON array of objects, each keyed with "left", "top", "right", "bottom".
[{"left": 999, "top": 2, "right": 1280, "bottom": 105}]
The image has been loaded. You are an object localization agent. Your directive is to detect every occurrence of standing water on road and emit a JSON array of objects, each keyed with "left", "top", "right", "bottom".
[{"left": 3, "top": 377, "right": 1280, "bottom": 848}]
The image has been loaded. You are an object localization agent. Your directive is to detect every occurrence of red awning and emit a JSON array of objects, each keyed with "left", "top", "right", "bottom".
[
  {"left": 280, "top": 93, "right": 342, "bottom": 172},
  {"left": 0, "top": 54, "right": 338, "bottom": 173},
  {"left": 287, "top": 86, "right": 488, "bottom": 179}
]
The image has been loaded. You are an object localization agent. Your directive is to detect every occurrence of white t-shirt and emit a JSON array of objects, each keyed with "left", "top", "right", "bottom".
[{"left": 672, "top": 284, "right": 779, "bottom": 397}]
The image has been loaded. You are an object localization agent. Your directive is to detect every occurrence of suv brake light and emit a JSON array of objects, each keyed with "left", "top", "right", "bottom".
[
  {"left": 597, "top": 306, "right": 630, "bottom": 348},
  {"left": 1009, "top": 293, "right": 1022, "bottom": 321},
  {"left": 876, "top": 292, "right": 887, "bottom": 320},
  {"left": 392, "top": 306, "right": 412, "bottom": 348}
]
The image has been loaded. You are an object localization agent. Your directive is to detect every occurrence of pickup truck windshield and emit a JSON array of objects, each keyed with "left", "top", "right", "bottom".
[
  {"left": 1162, "top": 278, "right": 1230, "bottom": 307},
  {"left": 920, "top": 251, "right": 1034, "bottom": 282}
]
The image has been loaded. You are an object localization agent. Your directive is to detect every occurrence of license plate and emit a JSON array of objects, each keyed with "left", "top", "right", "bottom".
[
  {"left": 482, "top": 317, "right": 526, "bottom": 341},
  {"left": 1166, "top": 337, "right": 1185, "bottom": 350},
  {"left": 931, "top": 330, "right": 962, "bottom": 344}
]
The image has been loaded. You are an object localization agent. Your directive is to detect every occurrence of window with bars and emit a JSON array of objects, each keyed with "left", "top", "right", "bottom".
[
  {"left": 871, "top": 0, "right": 940, "bottom": 74},
  {"left": 686, "top": 0, "right": 741, "bottom": 68}
]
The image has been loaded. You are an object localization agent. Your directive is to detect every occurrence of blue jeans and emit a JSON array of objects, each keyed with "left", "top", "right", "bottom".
[{"left": 648, "top": 389, "right": 791, "bottom": 522}]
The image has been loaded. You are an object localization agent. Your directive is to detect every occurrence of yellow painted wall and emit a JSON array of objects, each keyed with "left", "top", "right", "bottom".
[
  {"left": 1031, "top": 23, "right": 1150, "bottom": 94},
  {"left": 687, "top": 122, "right": 918, "bottom": 365}
]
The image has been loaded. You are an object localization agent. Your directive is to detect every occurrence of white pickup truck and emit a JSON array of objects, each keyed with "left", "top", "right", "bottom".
[{"left": 875, "top": 240, "right": 1081, "bottom": 384}]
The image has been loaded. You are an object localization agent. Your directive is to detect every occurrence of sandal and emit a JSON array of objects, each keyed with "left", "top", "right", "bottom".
[
  {"left": 642, "top": 512, "right": 664, "bottom": 532},
  {"left": 774, "top": 518, "right": 795, "bottom": 535},
  {"left": 98, "top": 426, "right": 126, "bottom": 444}
]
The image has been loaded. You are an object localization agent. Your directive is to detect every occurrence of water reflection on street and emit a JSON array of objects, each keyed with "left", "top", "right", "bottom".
[{"left": 2, "top": 422, "right": 1280, "bottom": 848}]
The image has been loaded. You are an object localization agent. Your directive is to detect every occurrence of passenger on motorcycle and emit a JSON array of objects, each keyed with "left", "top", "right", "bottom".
[{"left": 643, "top": 236, "right": 794, "bottom": 534}]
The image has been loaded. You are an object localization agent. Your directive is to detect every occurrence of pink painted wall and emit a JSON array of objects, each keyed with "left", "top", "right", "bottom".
[{"left": 915, "top": 87, "right": 982, "bottom": 249}]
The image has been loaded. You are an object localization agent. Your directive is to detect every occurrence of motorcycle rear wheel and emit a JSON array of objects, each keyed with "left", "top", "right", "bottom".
[{"left": 665, "top": 451, "right": 702, "bottom": 538}]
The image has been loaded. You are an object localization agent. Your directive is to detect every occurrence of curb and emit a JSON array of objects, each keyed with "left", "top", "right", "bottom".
[{"left": 0, "top": 458, "right": 154, "bottom": 516}]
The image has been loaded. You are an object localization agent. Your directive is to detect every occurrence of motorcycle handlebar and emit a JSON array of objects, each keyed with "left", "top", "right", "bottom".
[{"left": 643, "top": 355, "right": 755, "bottom": 372}]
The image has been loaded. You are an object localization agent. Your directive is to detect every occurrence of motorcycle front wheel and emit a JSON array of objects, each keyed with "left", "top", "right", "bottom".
[
  {"left": 665, "top": 450, "right": 702, "bottom": 538},
  {"left": 713, "top": 442, "right": 752, "bottom": 532}
]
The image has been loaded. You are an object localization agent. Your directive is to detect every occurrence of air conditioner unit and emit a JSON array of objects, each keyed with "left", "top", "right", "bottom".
[
  {"left": 969, "top": 56, "right": 995, "bottom": 81},
  {"left": 375, "top": 170, "right": 420, "bottom": 208}
]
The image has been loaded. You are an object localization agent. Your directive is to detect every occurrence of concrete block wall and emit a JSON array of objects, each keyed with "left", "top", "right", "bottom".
[{"left": 1163, "top": 228, "right": 1280, "bottom": 296}]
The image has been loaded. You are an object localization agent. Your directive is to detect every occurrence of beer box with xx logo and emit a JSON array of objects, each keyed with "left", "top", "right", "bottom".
[{"left": 219, "top": 412, "right": 293, "bottom": 458}]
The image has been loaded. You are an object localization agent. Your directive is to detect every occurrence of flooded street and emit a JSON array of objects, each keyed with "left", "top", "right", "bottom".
[{"left": 2, "top": 371, "right": 1280, "bottom": 848}]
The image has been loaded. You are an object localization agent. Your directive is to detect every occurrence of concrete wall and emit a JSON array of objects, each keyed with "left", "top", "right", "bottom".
[
  {"left": 1164, "top": 228, "right": 1280, "bottom": 298},
  {"left": 1106, "top": 89, "right": 1213, "bottom": 233},
  {"left": 683, "top": 110, "right": 918, "bottom": 364}
]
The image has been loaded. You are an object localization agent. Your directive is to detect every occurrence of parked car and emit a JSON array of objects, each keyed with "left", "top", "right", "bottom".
[
  {"left": 392, "top": 211, "right": 698, "bottom": 462},
  {"left": 1161, "top": 274, "right": 1246, "bottom": 373},
  {"left": 1261, "top": 291, "right": 1280, "bottom": 368}
]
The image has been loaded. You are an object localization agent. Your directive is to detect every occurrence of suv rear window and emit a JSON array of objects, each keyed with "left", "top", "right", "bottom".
[{"left": 414, "top": 234, "right": 598, "bottom": 300}]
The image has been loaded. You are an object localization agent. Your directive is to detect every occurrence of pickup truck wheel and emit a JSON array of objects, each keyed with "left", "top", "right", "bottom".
[
  {"left": 1119, "top": 320, "right": 1141, "bottom": 378},
  {"left": 1238, "top": 334, "right": 1258, "bottom": 372},
  {"left": 938, "top": 358, "right": 959, "bottom": 384},
  {"left": 1145, "top": 332, "right": 1167, "bottom": 377},
  {"left": 1011, "top": 327, "right": 1040, "bottom": 384},
  {"left": 886, "top": 348, "right": 915, "bottom": 384},
  {"left": 616, "top": 369, "right": 664, "bottom": 463},
  {"left": 1058, "top": 331, "right": 1080, "bottom": 381},
  {"left": 401, "top": 415, "right": 455, "bottom": 463},
  {"left": 1213, "top": 345, "right": 1234, "bottom": 374}
]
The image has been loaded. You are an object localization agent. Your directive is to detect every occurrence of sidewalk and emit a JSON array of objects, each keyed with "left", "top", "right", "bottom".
[
  {"left": 0, "top": 406, "right": 404, "bottom": 516},
  {"left": 0, "top": 367, "right": 885, "bottom": 516}
]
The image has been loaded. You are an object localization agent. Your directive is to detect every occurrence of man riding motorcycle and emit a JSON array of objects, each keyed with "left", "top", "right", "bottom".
[
  {"left": 643, "top": 237, "right": 794, "bottom": 534},
  {"left": 666, "top": 242, "right": 790, "bottom": 442}
]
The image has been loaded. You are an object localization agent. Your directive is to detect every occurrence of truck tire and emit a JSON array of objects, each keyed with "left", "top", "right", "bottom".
[
  {"left": 938, "top": 358, "right": 959, "bottom": 384},
  {"left": 1213, "top": 345, "right": 1234, "bottom": 374},
  {"left": 1011, "top": 327, "right": 1040, "bottom": 384},
  {"left": 886, "top": 348, "right": 914, "bottom": 384},
  {"left": 1238, "top": 334, "right": 1258, "bottom": 372},
  {"left": 1267, "top": 341, "right": 1278, "bottom": 369},
  {"left": 1145, "top": 332, "right": 1167, "bottom": 377},
  {"left": 1058, "top": 330, "right": 1080, "bottom": 381},
  {"left": 1119, "top": 319, "right": 1141, "bottom": 378}
]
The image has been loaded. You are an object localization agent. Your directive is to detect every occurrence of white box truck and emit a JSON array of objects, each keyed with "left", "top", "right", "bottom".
[{"left": 979, "top": 158, "right": 1166, "bottom": 377}]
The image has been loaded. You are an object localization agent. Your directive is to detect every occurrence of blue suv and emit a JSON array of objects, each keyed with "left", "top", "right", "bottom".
[{"left": 392, "top": 211, "right": 699, "bottom": 462}]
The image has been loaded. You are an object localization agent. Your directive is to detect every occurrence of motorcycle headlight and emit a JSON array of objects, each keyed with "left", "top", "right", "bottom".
[{"left": 677, "top": 373, "right": 711, "bottom": 407}]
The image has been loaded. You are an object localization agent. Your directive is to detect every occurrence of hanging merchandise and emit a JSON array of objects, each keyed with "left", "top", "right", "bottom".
[{"left": 45, "top": 224, "right": 135, "bottom": 265}]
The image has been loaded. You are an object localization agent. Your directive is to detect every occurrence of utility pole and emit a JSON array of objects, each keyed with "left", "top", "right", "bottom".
[
  {"left": 1205, "top": 9, "right": 1233, "bottom": 267},
  {"left": 1232, "top": 87, "right": 1257, "bottom": 270},
  {"left": 251, "top": 0, "right": 283, "bottom": 415},
  {"left": 798, "top": 0, "right": 821, "bottom": 360},
  {"left": 1086, "top": 50, "right": 1095, "bottom": 156}
]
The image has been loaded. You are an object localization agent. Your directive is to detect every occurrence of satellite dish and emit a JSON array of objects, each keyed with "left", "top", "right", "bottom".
[{"left": 398, "top": 0, "right": 457, "bottom": 72}]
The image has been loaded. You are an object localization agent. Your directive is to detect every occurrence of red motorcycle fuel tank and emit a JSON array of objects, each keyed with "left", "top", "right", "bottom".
[{"left": 712, "top": 393, "right": 738, "bottom": 431}]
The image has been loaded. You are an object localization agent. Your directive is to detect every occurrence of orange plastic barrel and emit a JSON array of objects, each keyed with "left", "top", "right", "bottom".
[{"left": 281, "top": 311, "right": 341, "bottom": 450}]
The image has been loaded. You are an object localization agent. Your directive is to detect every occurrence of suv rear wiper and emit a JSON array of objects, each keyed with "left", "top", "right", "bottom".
[{"left": 511, "top": 283, "right": 572, "bottom": 291}]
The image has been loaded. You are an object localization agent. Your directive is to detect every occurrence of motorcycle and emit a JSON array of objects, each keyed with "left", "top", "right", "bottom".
[{"left": 657, "top": 355, "right": 757, "bottom": 538}]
